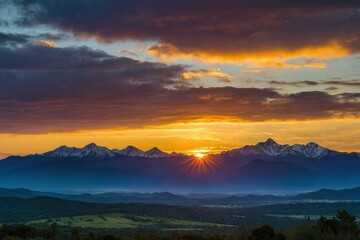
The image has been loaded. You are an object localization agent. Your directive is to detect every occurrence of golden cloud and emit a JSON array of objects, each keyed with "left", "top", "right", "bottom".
[
  {"left": 36, "top": 40, "right": 56, "bottom": 48},
  {"left": 182, "top": 69, "right": 232, "bottom": 82},
  {"left": 148, "top": 41, "right": 348, "bottom": 69}
]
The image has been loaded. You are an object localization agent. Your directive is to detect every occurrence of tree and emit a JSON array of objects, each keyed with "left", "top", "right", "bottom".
[
  {"left": 85, "top": 232, "right": 95, "bottom": 240},
  {"left": 287, "top": 224, "right": 316, "bottom": 240},
  {"left": 275, "top": 232, "right": 286, "bottom": 240},
  {"left": 316, "top": 216, "right": 340, "bottom": 235},
  {"left": 235, "top": 225, "right": 250, "bottom": 240},
  {"left": 46, "top": 222, "right": 59, "bottom": 238},
  {"left": 250, "top": 225, "right": 275, "bottom": 240},
  {"left": 336, "top": 209, "right": 358, "bottom": 234},
  {"left": 70, "top": 228, "right": 80, "bottom": 240},
  {"left": 316, "top": 210, "right": 359, "bottom": 238}
]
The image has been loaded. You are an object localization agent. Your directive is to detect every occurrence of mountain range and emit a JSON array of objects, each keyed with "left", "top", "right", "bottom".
[
  {"left": 44, "top": 143, "right": 178, "bottom": 158},
  {"left": 0, "top": 139, "right": 359, "bottom": 192},
  {"left": 38, "top": 138, "right": 359, "bottom": 160}
]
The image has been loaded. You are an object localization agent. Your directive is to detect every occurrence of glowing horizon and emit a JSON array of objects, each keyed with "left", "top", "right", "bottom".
[{"left": 1, "top": 119, "right": 359, "bottom": 159}]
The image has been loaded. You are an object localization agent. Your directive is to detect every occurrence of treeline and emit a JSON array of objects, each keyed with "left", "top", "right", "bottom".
[{"left": 1, "top": 210, "right": 359, "bottom": 240}]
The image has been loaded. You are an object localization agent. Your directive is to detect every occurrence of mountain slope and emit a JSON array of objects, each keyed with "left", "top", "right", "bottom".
[
  {"left": 44, "top": 143, "right": 115, "bottom": 158},
  {"left": 43, "top": 143, "right": 172, "bottom": 158},
  {"left": 231, "top": 159, "right": 321, "bottom": 191},
  {"left": 222, "top": 138, "right": 341, "bottom": 160},
  {"left": 294, "top": 186, "right": 360, "bottom": 200}
]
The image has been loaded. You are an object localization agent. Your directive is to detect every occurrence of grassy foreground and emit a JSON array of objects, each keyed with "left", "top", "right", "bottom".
[{"left": 25, "top": 213, "right": 233, "bottom": 230}]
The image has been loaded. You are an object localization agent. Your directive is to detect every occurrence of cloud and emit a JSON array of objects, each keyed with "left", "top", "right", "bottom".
[
  {"left": 304, "top": 59, "right": 327, "bottom": 69},
  {"left": 35, "top": 40, "right": 56, "bottom": 47},
  {"left": 0, "top": 32, "right": 29, "bottom": 46},
  {"left": 0, "top": 32, "right": 67, "bottom": 47},
  {"left": 270, "top": 80, "right": 319, "bottom": 86},
  {"left": 119, "top": 49, "right": 138, "bottom": 57},
  {"left": 0, "top": 44, "right": 359, "bottom": 133},
  {"left": 324, "top": 80, "right": 360, "bottom": 87},
  {"left": 147, "top": 41, "right": 348, "bottom": 68},
  {"left": 36, "top": 33, "right": 69, "bottom": 41},
  {"left": 12, "top": 0, "right": 360, "bottom": 68},
  {"left": 325, "top": 87, "right": 339, "bottom": 91},
  {"left": 270, "top": 79, "right": 360, "bottom": 87},
  {"left": 241, "top": 69, "right": 261, "bottom": 75},
  {"left": 1, "top": 79, "right": 359, "bottom": 134},
  {"left": 0, "top": 44, "right": 184, "bottom": 88},
  {"left": 182, "top": 69, "right": 232, "bottom": 82}
]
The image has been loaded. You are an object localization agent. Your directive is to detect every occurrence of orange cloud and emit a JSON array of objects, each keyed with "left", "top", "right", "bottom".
[
  {"left": 147, "top": 41, "right": 348, "bottom": 69},
  {"left": 182, "top": 69, "right": 232, "bottom": 82},
  {"left": 304, "top": 59, "right": 327, "bottom": 68},
  {"left": 16, "top": 0, "right": 360, "bottom": 70},
  {"left": 1, "top": 44, "right": 359, "bottom": 134},
  {"left": 36, "top": 40, "right": 56, "bottom": 47}
]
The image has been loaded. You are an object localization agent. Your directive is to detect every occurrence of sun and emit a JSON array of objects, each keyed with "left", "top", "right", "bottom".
[
  {"left": 194, "top": 152, "right": 206, "bottom": 159},
  {"left": 191, "top": 149, "right": 209, "bottom": 160},
  {"left": 178, "top": 149, "right": 217, "bottom": 175}
]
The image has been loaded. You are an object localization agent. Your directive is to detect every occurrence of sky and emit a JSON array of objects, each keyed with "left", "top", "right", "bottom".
[{"left": 0, "top": 0, "right": 359, "bottom": 158}]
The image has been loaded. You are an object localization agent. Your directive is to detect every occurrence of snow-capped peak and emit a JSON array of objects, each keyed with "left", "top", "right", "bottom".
[
  {"left": 291, "top": 142, "right": 330, "bottom": 158},
  {"left": 144, "top": 147, "right": 169, "bottom": 158},
  {"left": 44, "top": 145, "right": 80, "bottom": 157},
  {"left": 81, "top": 143, "right": 114, "bottom": 158},
  {"left": 224, "top": 139, "right": 337, "bottom": 159},
  {"left": 227, "top": 138, "right": 289, "bottom": 157},
  {"left": 114, "top": 145, "right": 146, "bottom": 157},
  {"left": 43, "top": 143, "right": 114, "bottom": 158},
  {"left": 255, "top": 138, "right": 290, "bottom": 156},
  {"left": 44, "top": 143, "right": 177, "bottom": 159}
]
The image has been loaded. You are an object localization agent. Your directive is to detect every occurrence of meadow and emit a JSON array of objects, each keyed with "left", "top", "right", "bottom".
[{"left": 25, "top": 213, "right": 233, "bottom": 230}]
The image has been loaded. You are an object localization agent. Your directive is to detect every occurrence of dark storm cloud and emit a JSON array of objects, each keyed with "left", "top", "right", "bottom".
[
  {"left": 1, "top": 78, "right": 359, "bottom": 133},
  {"left": 0, "top": 45, "right": 359, "bottom": 133},
  {"left": 0, "top": 44, "right": 180, "bottom": 74},
  {"left": 0, "top": 32, "right": 29, "bottom": 45},
  {"left": 324, "top": 81, "right": 360, "bottom": 87},
  {"left": 35, "top": 32, "right": 70, "bottom": 41},
  {"left": 0, "top": 44, "right": 187, "bottom": 98},
  {"left": 270, "top": 80, "right": 360, "bottom": 87},
  {"left": 0, "top": 32, "right": 68, "bottom": 47},
  {"left": 270, "top": 80, "right": 319, "bottom": 86},
  {"left": 12, "top": 0, "right": 360, "bottom": 61}
]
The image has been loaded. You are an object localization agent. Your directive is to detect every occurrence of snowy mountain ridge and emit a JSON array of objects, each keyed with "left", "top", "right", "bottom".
[
  {"left": 44, "top": 143, "right": 172, "bottom": 158},
  {"left": 43, "top": 139, "right": 350, "bottom": 159},
  {"left": 223, "top": 138, "right": 339, "bottom": 159}
]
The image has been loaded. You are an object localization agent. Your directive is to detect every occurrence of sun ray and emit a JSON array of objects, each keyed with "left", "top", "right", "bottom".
[{"left": 176, "top": 148, "right": 226, "bottom": 177}]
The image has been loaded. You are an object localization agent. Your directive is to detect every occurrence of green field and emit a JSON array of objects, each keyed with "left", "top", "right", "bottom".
[{"left": 25, "top": 213, "right": 233, "bottom": 230}]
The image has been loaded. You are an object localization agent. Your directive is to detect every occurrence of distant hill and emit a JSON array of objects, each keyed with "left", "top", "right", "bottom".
[
  {"left": 0, "top": 187, "right": 202, "bottom": 205},
  {"left": 0, "top": 187, "right": 52, "bottom": 198},
  {"left": 293, "top": 186, "right": 360, "bottom": 200}
]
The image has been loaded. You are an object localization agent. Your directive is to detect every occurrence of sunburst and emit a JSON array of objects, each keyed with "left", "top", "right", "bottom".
[
  {"left": 178, "top": 149, "right": 219, "bottom": 175},
  {"left": 194, "top": 152, "right": 206, "bottom": 159}
]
